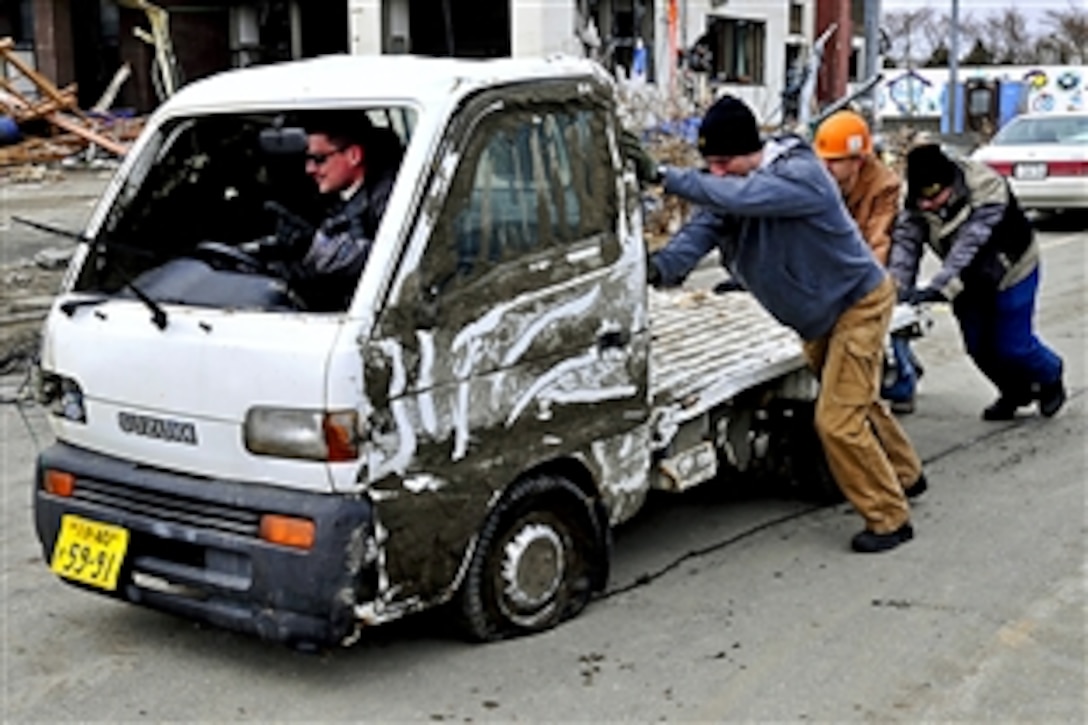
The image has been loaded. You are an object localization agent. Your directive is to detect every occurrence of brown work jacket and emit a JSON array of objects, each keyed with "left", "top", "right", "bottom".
[{"left": 844, "top": 156, "right": 902, "bottom": 266}]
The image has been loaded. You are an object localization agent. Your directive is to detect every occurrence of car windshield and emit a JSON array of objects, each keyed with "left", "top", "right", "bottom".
[
  {"left": 991, "top": 115, "right": 1088, "bottom": 145},
  {"left": 74, "top": 106, "right": 415, "bottom": 312}
]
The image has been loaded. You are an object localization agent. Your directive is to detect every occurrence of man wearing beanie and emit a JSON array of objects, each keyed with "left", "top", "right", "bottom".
[
  {"left": 889, "top": 143, "right": 1065, "bottom": 421},
  {"left": 646, "top": 95, "right": 925, "bottom": 553}
]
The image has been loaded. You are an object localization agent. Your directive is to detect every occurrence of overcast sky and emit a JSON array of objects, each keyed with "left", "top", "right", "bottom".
[{"left": 880, "top": 0, "right": 1064, "bottom": 27}]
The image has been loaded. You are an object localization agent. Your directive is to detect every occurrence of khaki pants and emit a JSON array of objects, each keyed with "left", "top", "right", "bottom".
[{"left": 802, "top": 276, "right": 923, "bottom": 534}]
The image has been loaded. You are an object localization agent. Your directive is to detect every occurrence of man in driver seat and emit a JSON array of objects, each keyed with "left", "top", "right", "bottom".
[{"left": 287, "top": 113, "right": 397, "bottom": 310}]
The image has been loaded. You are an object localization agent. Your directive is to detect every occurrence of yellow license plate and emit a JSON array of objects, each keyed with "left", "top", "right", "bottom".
[{"left": 50, "top": 515, "right": 130, "bottom": 591}]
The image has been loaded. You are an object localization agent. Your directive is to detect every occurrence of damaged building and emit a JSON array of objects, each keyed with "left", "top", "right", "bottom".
[
  {"left": 349, "top": 1, "right": 824, "bottom": 124},
  {"left": 3, "top": 2, "right": 872, "bottom": 125},
  {"left": 2, "top": 1, "right": 350, "bottom": 113}
]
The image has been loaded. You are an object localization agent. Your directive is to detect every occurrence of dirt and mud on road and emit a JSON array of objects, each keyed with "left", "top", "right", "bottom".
[{"left": 0, "top": 165, "right": 113, "bottom": 372}]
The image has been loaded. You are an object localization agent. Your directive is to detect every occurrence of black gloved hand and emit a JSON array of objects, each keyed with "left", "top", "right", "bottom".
[
  {"left": 619, "top": 127, "right": 662, "bottom": 185},
  {"left": 265, "top": 200, "right": 316, "bottom": 255},
  {"left": 647, "top": 255, "right": 663, "bottom": 287},
  {"left": 907, "top": 286, "right": 946, "bottom": 305},
  {"left": 713, "top": 278, "right": 745, "bottom": 294}
]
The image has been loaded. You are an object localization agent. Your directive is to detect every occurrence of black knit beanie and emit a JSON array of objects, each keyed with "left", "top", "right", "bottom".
[
  {"left": 698, "top": 95, "right": 763, "bottom": 157},
  {"left": 906, "top": 144, "right": 958, "bottom": 204}
]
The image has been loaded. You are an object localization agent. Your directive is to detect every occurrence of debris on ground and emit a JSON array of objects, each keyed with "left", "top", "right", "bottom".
[
  {"left": 1, "top": 36, "right": 141, "bottom": 167},
  {"left": 0, "top": 261, "right": 61, "bottom": 374}
]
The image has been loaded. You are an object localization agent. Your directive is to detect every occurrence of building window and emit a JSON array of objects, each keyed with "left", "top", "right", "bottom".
[
  {"left": 0, "top": 0, "right": 34, "bottom": 46},
  {"left": 708, "top": 17, "right": 765, "bottom": 85},
  {"left": 789, "top": 2, "right": 804, "bottom": 36}
]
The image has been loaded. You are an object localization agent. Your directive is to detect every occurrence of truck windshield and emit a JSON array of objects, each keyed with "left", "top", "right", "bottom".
[{"left": 74, "top": 106, "right": 415, "bottom": 313}]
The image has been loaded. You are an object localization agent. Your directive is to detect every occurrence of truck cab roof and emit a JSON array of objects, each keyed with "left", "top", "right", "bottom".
[{"left": 158, "top": 54, "right": 611, "bottom": 117}]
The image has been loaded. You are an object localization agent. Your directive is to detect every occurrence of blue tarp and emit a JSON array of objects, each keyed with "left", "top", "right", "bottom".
[{"left": 651, "top": 116, "right": 701, "bottom": 143}]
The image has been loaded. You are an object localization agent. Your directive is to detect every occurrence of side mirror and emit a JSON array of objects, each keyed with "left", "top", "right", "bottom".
[
  {"left": 259, "top": 127, "right": 308, "bottom": 155},
  {"left": 414, "top": 280, "right": 441, "bottom": 330}
]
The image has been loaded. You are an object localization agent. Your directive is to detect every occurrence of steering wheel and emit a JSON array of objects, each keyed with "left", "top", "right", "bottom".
[
  {"left": 264, "top": 200, "right": 316, "bottom": 250},
  {"left": 192, "top": 241, "right": 267, "bottom": 274},
  {"left": 190, "top": 241, "right": 310, "bottom": 311}
]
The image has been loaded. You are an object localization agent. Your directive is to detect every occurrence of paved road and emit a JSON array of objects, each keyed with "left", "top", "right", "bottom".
[
  {"left": 1, "top": 222, "right": 1084, "bottom": 722},
  {"left": 0, "top": 170, "right": 112, "bottom": 264}
]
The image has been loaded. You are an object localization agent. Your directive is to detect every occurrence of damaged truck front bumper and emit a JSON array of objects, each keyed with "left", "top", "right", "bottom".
[{"left": 34, "top": 442, "right": 376, "bottom": 648}]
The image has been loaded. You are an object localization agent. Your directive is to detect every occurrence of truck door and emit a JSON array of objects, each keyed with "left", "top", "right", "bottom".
[{"left": 361, "top": 79, "right": 651, "bottom": 545}]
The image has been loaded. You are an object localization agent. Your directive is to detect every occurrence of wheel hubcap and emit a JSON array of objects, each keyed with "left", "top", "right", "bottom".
[{"left": 500, "top": 523, "right": 565, "bottom": 617}]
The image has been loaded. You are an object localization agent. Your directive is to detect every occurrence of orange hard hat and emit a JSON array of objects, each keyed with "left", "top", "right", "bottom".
[{"left": 813, "top": 110, "right": 872, "bottom": 159}]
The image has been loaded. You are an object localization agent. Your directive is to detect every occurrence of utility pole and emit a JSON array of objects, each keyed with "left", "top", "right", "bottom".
[
  {"left": 949, "top": 0, "right": 961, "bottom": 133},
  {"left": 863, "top": 0, "right": 881, "bottom": 127}
]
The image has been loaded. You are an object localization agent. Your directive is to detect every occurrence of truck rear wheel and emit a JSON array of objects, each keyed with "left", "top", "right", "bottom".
[
  {"left": 765, "top": 400, "right": 843, "bottom": 505},
  {"left": 456, "top": 474, "right": 605, "bottom": 642}
]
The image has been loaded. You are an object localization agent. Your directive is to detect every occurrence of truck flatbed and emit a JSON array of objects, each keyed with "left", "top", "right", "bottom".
[{"left": 649, "top": 287, "right": 924, "bottom": 432}]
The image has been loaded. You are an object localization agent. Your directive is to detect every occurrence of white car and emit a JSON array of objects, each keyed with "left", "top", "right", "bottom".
[{"left": 970, "top": 111, "right": 1088, "bottom": 211}]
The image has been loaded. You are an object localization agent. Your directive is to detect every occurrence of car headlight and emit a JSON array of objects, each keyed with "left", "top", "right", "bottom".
[
  {"left": 36, "top": 370, "right": 87, "bottom": 424},
  {"left": 244, "top": 407, "right": 360, "bottom": 462}
]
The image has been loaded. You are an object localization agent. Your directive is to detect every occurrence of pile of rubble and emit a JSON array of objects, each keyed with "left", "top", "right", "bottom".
[
  {"left": 637, "top": 134, "right": 702, "bottom": 252},
  {"left": 616, "top": 79, "right": 708, "bottom": 252},
  {"left": 0, "top": 37, "right": 140, "bottom": 168}
]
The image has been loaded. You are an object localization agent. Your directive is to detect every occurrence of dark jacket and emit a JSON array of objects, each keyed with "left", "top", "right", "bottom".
[
  {"left": 888, "top": 157, "right": 1037, "bottom": 300},
  {"left": 294, "top": 169, "right": 396, "bottom": 310}
]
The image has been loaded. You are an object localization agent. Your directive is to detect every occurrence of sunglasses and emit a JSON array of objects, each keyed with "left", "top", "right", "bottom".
[{"left": 305, "top": 147, "right": 346, "bottom": 165}]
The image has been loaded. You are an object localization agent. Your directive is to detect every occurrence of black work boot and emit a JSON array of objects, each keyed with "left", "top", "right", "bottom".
[
  {"left": 851, "top": 523, "right": 914, "bottom": 553},
  {"left": 982, "top": 396, "right": 1027, "bottom": 421},
  {"left": 1038, "top": 376, "right": 1067, "bottom": 418},
  {"left": 905, "top": 473, "right": 928, "bottom": 499}
]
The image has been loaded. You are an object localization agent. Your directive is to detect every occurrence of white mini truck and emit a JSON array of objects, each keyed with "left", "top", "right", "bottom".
[{"left": 33, "top": 55, "right": 924, "bottom": 648}]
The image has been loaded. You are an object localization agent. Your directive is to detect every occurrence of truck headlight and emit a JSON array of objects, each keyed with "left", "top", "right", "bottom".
[
  {"left": 36, "top": 371, "right": 87, "bottom": 424},
  {"left": 244, "top": 407, "right": 359, "bottom": 462}
]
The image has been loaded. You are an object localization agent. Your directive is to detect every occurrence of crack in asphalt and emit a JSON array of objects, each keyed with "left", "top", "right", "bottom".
[{"left": 601, "top": 387, "right": 1084, "bottom": 599}]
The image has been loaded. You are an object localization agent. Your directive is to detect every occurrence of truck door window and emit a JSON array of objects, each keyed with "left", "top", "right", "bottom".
[{"left": 425, "top": 105, "right": 615, "bottom": 294}]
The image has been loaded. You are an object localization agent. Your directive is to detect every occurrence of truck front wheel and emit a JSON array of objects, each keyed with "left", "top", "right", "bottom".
[{"left": 457, "top": 475, "right": 604, "bottom": 641}]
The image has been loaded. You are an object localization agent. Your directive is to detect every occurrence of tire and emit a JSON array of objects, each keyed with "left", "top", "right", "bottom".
[
  {"left": 768, "top": 400, "right": 843, "bottom": 505},
  {"left": 456, "top": 474, "right": 606, "bottom": 642}
]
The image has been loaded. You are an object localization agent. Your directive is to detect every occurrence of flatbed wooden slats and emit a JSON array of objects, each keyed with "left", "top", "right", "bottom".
[{"left": 649, "top": 288, "right": 805, "bottom": 417}]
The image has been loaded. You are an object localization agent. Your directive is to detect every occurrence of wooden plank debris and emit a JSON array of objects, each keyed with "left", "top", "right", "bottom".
[{"left": 1, "top": 35, "right": 141, "bottom": 166}]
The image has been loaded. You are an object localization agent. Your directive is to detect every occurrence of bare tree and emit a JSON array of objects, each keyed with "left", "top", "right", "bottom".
[
  {"left": 919, "top": 11, "right": 951, "bottom": 61},
  {"left": 981, "top": 8, "right": 1035, "bottom": 64},
  {"left": 961, "top": 38, "right": 994, "bottom": 66},
  {"left": 1041, "top": 3, "right": 1088, "bottom": 64},
  {"left": 883, "top": 3, "right": 1084, "bottom": 69},
  {"left": 882, "top": 8, "right": 934, "bottom": 68}
]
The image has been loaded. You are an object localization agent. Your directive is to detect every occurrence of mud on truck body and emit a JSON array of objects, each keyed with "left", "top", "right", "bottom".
[{"left": 32, "top": 54, "right": 925, "bottom": 649}]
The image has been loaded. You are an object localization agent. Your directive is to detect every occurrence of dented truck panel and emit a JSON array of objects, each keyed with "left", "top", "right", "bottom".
[{"left": 355, "top": 77, "right": 652, "bottom": 615}]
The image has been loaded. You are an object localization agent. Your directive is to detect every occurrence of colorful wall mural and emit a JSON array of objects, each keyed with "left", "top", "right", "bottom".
[{"left": 871, "top": 65, "right": 1086, "bottom": 118}]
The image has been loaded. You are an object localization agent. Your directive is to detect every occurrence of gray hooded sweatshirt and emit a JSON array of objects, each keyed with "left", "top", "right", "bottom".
[{"left": 651, "top": 135, "right": 887, "bottom": 341}]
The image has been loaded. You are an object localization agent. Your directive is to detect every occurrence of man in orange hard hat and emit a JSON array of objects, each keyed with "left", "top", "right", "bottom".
[{"left": 814, "top": 110, "right": 921, "bottom": 414}]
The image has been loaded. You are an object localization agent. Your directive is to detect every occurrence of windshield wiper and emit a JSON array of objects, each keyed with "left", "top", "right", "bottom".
[{"left": 12, "top": 215, "right": 169, "bottom": 330}]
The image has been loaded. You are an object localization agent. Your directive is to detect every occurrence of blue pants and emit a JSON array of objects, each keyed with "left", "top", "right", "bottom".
[
  {"left": 952, "top": 266, "right": 1063, "bottom": 401},
  {"left": 881, "top": 334, "right": 917, "bottom": 403}
]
